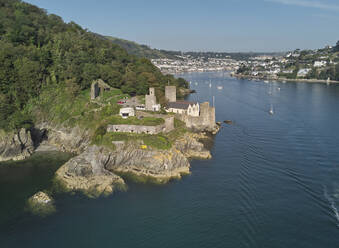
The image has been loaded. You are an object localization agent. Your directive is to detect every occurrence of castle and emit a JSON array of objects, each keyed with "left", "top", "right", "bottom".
[
  {"left": 103, "top": 82, "right": 216, "bottom": 134},
  {"left": 162, "top": 86, "right": 216, "bottom": 131}
]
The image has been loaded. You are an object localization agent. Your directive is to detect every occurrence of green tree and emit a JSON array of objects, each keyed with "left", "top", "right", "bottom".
[{"left": 334, "top": 41, "right": 339, "bottom": 52}]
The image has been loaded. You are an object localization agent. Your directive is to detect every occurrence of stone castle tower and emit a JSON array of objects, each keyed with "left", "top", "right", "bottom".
[
  {"left": 145, "top": 87, "right": 157, "bottom": 111},
  {"left": 165, "top": 86, "right": 176, "bottom": 102},
  {"left": 199, "top": 102, "right": 215, "bottom": 128}
]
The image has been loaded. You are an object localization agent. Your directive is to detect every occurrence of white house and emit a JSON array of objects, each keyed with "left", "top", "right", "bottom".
[
  {"left": 314, "top": 61, "right": 327, "bottom": 67},
  {"left": 297, "top": 69, "right": 311, "bottom": 77},
  {"left": 119, "top": 107, "right": 135, "bottom": 119}
]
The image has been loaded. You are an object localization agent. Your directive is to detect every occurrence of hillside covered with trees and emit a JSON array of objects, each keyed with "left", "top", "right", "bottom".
[
  {"left": 104, "top": 36, "right": 179, "bottom": 60},
  {"left": 105, "top": 36, "right": 277, "bottom": 61},
  {"left": 0, "top": 0, "right": 188, "bottom": 131}
]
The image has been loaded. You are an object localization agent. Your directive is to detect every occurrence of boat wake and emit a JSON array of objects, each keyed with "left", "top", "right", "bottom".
[{"left": 323, "top": 185, "right": 339, "bottom": 228}]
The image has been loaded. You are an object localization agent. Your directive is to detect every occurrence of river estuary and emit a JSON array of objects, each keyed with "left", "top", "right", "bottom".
[{"left": 0, "top": 71, "right": 338, "bottom": 247}]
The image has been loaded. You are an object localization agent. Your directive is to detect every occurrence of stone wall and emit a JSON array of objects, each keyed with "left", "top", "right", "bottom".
[{"left": 107, "top": 117, "right": 174, "bottom": 135}]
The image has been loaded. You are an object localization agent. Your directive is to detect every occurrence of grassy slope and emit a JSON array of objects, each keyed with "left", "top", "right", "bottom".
[{"left": 27, "top": 85, "right": 187, "bottom": 151}]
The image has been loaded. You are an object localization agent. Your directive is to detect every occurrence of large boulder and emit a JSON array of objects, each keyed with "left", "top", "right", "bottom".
[
  {"left": 54, "top": 146, "right": 126, "bottom": 198},
  {"left": 27, "top": 191, "right": 56, "bottom": 216}
]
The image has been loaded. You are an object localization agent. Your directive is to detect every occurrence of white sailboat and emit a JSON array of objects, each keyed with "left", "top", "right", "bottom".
[
  {"left": 209, "top": 80, "right": 212, "bottom": 88},
  {"left": 269, "top": 104, "right": 274, "bottom": 115},
  {"left": 327, "top": 77, "right": 331, "bottom": 85}
]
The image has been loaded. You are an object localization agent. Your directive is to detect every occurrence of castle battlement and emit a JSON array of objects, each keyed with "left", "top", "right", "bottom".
[{"left": 164, "top": 86, "right": 216, "bottom": 131}]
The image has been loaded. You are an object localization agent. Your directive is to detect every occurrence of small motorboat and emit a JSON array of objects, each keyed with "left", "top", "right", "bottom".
[{"left": 224, "top": 120, "right": 233, "bottom": 124}]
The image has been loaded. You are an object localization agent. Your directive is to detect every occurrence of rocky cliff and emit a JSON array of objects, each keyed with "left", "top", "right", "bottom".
[
  {"left": 54, "top": 132, "right": 213, "bottom": 197},
  {"left": 174, "top": 132, "right": 212, "bottom": 159},
  {"left": 36, "top": 123, "right": 91, "bottom": 154},
  {"left": 1, "top": 122, "right": 215, "bottom": 197},
  {"left": 54, "top": 146, "right": 126, "bottom": 198},
  {"left": 0, "top": 129, "right": 34, "bottom": 162}
]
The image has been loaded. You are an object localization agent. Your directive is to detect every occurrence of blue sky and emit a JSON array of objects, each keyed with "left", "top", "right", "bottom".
[{"left": 24, "top": 0, "right": 339, "bottom": 52}]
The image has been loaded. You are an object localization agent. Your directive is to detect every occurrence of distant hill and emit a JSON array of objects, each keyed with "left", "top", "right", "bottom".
[
  {"left": 105, "top": 36, "right": 180, "bottom": 59},
  {"left": 105, "top": 36, "right": 283, "bottom": 61}
]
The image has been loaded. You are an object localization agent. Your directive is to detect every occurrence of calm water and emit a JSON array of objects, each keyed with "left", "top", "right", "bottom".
[{"left": 1, "top": 72, "right": 339, "bottom": 247}]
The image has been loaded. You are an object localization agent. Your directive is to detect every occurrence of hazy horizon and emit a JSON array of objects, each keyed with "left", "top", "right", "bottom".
[{"left": 24, "top": 0, "right": 338, "bottom": 53}]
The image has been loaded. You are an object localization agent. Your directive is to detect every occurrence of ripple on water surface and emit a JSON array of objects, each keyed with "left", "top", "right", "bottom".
[{"left": 1, "top": 72, "right": 339, "bottom": 248}]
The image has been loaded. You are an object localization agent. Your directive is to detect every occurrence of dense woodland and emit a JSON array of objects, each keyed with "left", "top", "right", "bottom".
[
  {"left": 0, "top": 0, "right": 188, "bottom": 131},
  {"left": 104, "top": 36, "right": 179, "bottom": 60}
]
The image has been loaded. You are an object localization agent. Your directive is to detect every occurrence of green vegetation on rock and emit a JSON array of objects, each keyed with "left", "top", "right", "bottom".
[{"left": 94, "top": 132, "right": 172, "bottom": 150}]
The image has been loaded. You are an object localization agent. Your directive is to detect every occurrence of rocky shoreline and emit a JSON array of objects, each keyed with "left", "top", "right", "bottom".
[
  {"left": 53, "top": 131, "right": 215, "bottom": 197},
  {"left": 1, "top": 123, "right": 218, "bottom": 200},
  {"left": 233, "top": 73, "right": 339, "bottom": 84}
]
